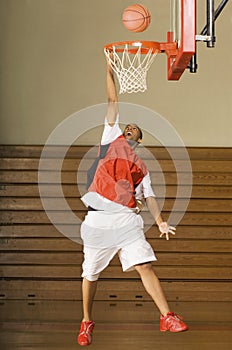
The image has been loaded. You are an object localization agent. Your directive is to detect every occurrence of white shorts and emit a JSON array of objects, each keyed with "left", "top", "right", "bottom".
[{"left": 81, "top": 236, "right": 157, "bottom": 281}]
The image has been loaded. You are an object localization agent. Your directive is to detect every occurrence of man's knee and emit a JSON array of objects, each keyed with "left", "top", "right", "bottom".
[
  {"left": 84, "top": 273, "right": 100, "bottom": 282},
  {"left": 134, "top": 262, "right": 153, "bottom": 274}
]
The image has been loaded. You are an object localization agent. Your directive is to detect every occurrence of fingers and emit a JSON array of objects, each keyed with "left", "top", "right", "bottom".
[
  {"left": 159, "top": 232, "right": 165, "bottom": 239},
  {"left": 158, "top": 223, "right": 176, "bottom": 240},
  {"left": 159, "top": 232, "right": 170, "bottom": 240},
  {"left": 168, "top": 227, "right": 176, "bottom": 235}
]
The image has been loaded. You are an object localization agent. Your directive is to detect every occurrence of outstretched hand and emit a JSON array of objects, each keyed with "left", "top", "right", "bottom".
[{"left": 158, "top": 222, "right": 176, "bottom": 241}]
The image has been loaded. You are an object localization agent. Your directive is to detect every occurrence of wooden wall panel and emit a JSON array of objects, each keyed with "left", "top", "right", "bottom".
[{"left": 0, "top": 146, "right": 232, "bottom": 302}]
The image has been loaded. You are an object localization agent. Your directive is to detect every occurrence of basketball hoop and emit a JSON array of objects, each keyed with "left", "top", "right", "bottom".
[{"left": 104, "top": 41, "right": 177, "bottom": 93}]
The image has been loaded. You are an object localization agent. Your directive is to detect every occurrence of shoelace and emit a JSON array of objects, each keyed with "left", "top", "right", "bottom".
[
  {"left": 167, "top": 312, "right": 184, "bottom": 321},
  {"left": 80, "top": 322, "right": 94, "bottom": 336}
]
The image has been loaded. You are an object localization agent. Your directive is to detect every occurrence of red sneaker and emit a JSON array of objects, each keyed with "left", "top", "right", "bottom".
[
  {"left": 160, "top": 312, "right": 188, "bottom": 332},
  {"left": 77, "top": 321, "right": 95, "bottom": 346}
]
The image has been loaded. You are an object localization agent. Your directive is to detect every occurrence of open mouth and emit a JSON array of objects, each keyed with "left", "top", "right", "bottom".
[{"left": 126, "top": 131, "right": 132, "bottom": 136}]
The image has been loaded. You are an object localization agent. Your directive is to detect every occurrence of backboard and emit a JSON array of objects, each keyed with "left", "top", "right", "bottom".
[{"left": 168, "top": 0, "right": 196, "bottom": 80}]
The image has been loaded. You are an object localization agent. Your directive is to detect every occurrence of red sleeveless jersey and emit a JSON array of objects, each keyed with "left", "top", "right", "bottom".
[{"left": 88, "top": 135, "right": 148, "bottom": 208}]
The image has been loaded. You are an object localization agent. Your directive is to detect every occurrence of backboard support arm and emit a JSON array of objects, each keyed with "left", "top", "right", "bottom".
[{"left": 188, "top": 0, "right": 230, "bottom": 73}]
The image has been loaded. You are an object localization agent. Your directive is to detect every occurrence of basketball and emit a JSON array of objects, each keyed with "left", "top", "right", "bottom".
[{"left": 122, "top": 4, "right": 151, "bottom": 33}]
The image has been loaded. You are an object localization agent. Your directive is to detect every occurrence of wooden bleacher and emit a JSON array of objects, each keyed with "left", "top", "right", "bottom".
[{"left": 0, "top": 145, "right": 232, "bottom": 303}]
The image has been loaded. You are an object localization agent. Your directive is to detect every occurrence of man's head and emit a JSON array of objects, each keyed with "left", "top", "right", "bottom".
[{"left": 123, "top": 124, "right": 143, "bottom": 144}]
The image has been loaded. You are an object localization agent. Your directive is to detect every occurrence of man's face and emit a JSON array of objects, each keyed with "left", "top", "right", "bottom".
[{"left": 123, "top": 124, "right": 142, "bottom": 143}]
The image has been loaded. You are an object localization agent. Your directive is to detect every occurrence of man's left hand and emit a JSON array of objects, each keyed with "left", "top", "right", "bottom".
[{"left": 158, "top": 222, "right": 176, "bottom": 240}]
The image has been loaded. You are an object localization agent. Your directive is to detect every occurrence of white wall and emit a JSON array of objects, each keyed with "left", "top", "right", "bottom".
[{"left": 0, "top": 0, "right": 231, "bottom": 146}]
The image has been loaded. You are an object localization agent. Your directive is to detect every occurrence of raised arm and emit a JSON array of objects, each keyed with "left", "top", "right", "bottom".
[{"left": 106, "top": 60, "right": 118, "bottom": 126}]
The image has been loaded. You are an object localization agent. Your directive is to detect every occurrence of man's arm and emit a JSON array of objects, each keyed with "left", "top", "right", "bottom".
[
  {"left": 146, "top": 196, "right": 163, "bottom": 226},
  {"left": 106, "top": 60, "right": 118, "bottom": 127},
  {"left": 146, "top": 196, "right": 176, "bottom": 240}
]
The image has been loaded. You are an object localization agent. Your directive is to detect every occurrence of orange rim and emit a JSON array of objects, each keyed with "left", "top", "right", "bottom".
[{"left": 104, "top": 41, "right": 178, "bottom": 55}]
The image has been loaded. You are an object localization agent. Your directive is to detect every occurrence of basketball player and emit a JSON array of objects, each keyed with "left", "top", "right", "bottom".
[{"left": 77, "top": 60, "right": 188, "bottom": 346}]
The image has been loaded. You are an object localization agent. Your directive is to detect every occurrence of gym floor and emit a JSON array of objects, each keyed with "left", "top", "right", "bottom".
[{"left": 1, "top": 300, "right": 232, "bottom": 350}]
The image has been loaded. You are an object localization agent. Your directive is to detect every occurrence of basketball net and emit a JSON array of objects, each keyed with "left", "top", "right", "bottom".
[{"left": 104, "top": 44, "right": 158, "bottom": 94}]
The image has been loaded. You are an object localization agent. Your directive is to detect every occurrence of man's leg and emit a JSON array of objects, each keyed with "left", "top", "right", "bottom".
[
  {"left": 82, "top": 277, "right": 98, "bottom": 321},
  {"left": 78, "top": 245, "right": 118, "bottom": 345},
  {"left": 134, "top": 262, "right": 169, "bottom": 316},
  {"left": 134, "top": 262, "right": 188, "bottom": 332},
  {"left": 78, "top": 277, "right": 98, "bottom": 346}
]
